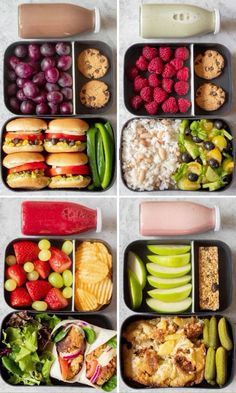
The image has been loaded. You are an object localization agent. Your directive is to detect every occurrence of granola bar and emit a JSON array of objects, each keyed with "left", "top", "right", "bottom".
[{"left": 199, "top": 246, "right": 219, "bottom": 311}]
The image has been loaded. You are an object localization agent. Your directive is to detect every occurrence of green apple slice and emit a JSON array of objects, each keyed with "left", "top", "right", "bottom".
[
  {"left": 146, "top": 263, "right": 191, "bottom": 278},
  {"left": 127, "top": 251, "right": 146, "bottom": 288},
  {"left": 146, "top": 297, "right": 192, "bottom": 313},
  {"left": 147, "top": 283, "right": 192, "bottom": 302},
  {"left": 147, "top": 253, "right": 190, "bottom": 267},
  {"left": 147, "top": 245, "right": 191, "bottom": 255},
  {"left": 127, "top": 268, "right": 142, "bottom": 310},
  {"left": 147, "top": 275, "right": 191, "bottom": 289}
]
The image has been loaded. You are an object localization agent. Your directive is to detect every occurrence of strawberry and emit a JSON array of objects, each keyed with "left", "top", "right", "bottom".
[
  {"left": 13, "top": 241, "right": 39, "bottom": 264},
  {"left": 10, "top": 287, "right": 32, "bottom": 308},
  {"left": 6, "top": 265, "right": 26, "bottom": 287},
  {"left": 34, "top": 260, "right": 51, "bottom": 279},
  {"left": 26, "top": 280, "right": 52, "bottom": 301},
  {"left": 45, "top": 288, "right": 68, "bottom": 310},
  {"left": 49, "top": 247, "right": 72, "bottom": 273}
]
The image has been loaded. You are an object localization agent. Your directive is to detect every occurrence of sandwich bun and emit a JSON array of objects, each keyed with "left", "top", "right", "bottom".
[
  {"left": 47, "top": 118, "right": 89, "bottom": 136},
  {"left": 3, "top": 152, "right": 45, "bottom": 169},
  {"left": 44, "top": 141, "right": 86, "bottom": 153},
  {"left": 6, "top": 118, "right": 47, "bottom": 132},
  {"left": 3, "top": 144, "right": 44, "bottom": 154},
  {"left": 46, "top": 152, "right": 88, "bottom": 167},
  {"left": 48, "top": 176, "right": 91, "bottom": 189},
  {"left": 7, "top": 176, "right": 49, "bottom": 190}
]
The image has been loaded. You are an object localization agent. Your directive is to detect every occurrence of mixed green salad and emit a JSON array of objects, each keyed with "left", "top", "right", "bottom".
[{"left": 174, "top": 119, "right": 234, "bottom": 191}]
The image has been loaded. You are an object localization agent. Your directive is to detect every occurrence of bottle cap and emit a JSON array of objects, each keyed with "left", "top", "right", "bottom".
[
  {"left": 214, "top": 205, "right": 221, "bottom": 231},
  {"left": 96, "top": 207, "right": 102, "bottom": 233},
  {"left": 214, "top": 9, "right": 221, "bottom": 34},
  {"left": 94, "top": 7, "right": 101, "bottom": 33}
]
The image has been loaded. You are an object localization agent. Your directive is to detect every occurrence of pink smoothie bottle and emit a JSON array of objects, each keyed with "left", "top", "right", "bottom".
[{"left": 140, "top": 201, "right": 220, "bottom": 236}]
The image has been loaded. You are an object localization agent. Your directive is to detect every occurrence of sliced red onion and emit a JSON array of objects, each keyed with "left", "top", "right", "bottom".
[
  {"left": 60, "top": 347, "right": 83, "bottom": 360},
  {"left": 90, "top": 365, "right": 101, "bottom": 384}
]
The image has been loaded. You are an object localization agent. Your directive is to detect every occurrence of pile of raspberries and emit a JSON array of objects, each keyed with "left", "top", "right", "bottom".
[{"left": 126, "top": 46, "right": 191, "bottom": 115}]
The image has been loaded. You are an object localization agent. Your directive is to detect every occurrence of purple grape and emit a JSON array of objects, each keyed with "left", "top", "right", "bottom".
[
  {"left": 36, "top": 102, "right": 49, "bottom": 115},
  {"left": 6, "top": 83, "right": 18, "bottom": 96},
  {"left": 16, "top": 77, "right": 30, "bottom": 88},
  {"left": 17, "top": 89, "right": 27, "bottom": 101},
  {"left": 7, "top": 70, "right": 17, "bottom": 82},
  {"left": 60, "top": 101, "right": 73, "bottom": 114},
  {"left": 45, "top": 67, "right": 59, "bottom": 83},
  {"left": 40, "top": 43, "right": 55, "bottom": 57},
  {"left": 32, "top": 72, "right": 46, "bottom": 86},
  {"left": 57, "top": 55, "right": 72, "bottom": 71},
  {"left": 15, "top": 63, "right": 34, "bottom": 78},
  {"left": 61, "top": 87, "right": 73, "bottom": 100},
  {"left": 9, "top": 97, "right": 20, "bottom": 112},
  {"left": 55, "top": 42, "right": 71, "bottom": 56},
  {"left": 14, "top": 45, "right": 27, "bottom": 58},
  {"left": 28, "top": 61, "right": 40, "bottom": 74},
  {"left": 23, "top": 81, "right": 39, "bottom": 98},
  {"left": 28, "top": 44, "right": 41, "bottom": 61},
  {"left": 47, "top": 91, "right": 63, "bottom": 104},
  {"left": 41, "top": 57, "right": 56, "bottom": 72},
  {"left": 20, "top": 100, "right": 35, "bottom": 114},
  {"left": 58, "top": 72, "right": 72, "bottom": 87},
  {"left": 45, "top": 82, "right": 60, "bottom": 92},
  {"left": 8, "top": 56, "right": 20, "bottom": 70},
  {"left": 33, "top": 90, "right": 47, "bottom": 104},
  {"left": 48, "top": 102, "right": 59, "bottom": 115}
]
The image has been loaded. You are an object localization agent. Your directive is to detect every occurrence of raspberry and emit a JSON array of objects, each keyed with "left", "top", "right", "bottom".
[
  {"left": 174, "top": 81, "right": 189, "bottom": 96},
  {"left": 130, "top": 95, "right": 143, "bottom": 110},
  {"left": 162, "top": 97, "right": 178, "bottom": 113},
  {"left": 162, "top": 63, "right": 176, "bottom": 78},
  {"left": 178, "top": 98, "right": 191, "bottom": 113},
  {"left": 162, "top": 78, "right": 174, "bottom": 93},
  {"left": 133, "top": 76, "right": 148, "bottom": 92},
  {"left": 159, "top": 47, "right": 173, "bottom": 62},
  {"left": 175, "top": 47, "right": 190, "bottom": 61},
  {"left": 170, "top": 58, "right": 184, "bottom": 70},
  {"left": 176, "top": 67, "right": 189, "bottom": 81},
  {"left": 148, "top": 73, "right": 161, "bottom": 88},
  {"left": 136, "top": 55, "right": 148, "bottom": 71},
  {"left": 140, "top": 86, "right": 153, "bottom": 102},
  {"left": 142, "top": 46, "right": 158, "bottom": 61},
  {"left": 145, "top": 101, "right": 158, "bottom": 115},
  {"left": 126, "top": 66, "right": 139, "bottom": 80},
  {"left": 148, "top": 57, "right": 164, "bottom": 74},
  {"left": 153, "top": 87, "right": 168, "bottom": 104}
]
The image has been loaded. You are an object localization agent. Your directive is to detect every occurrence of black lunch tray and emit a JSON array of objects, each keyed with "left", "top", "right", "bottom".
[
  {"left": 4, "top": 237, "right": 113, "bottom": 313},
  {"left": 0, "top": 311, "right": 112, "bottom": 387},
  {"left": 124, "top": 43, "right": 232, "bottom": 117},
  {"left": 4, "top": 40, "right": 113, "bottom": 116},
  {"left": 123, "top": 239, "right": 232, "bottom": 314},
  {"left": 120, "top": 117, "right": 234, "bottom": 193},
  {"left": 120, "top": 313, "right": 234, "bottom": 389},
  {"left": 1, "top": 116, "right": 116, "bottom": 193}
]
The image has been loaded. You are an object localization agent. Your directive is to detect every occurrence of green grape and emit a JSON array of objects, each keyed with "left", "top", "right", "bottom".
[
  {"left": 48, "top": 272, "right": 63, "bottom": 288},
  {"left": 32, "top": 301, "right": 48, "bottom": 311},
  {"left": 6, "top": 255, "right": 16, "bottom": 266},
  {"left": 5, "top": 279, "right": 17, "bottom": 291},
  {"left": 23, "top": 262, "right": 35, "bottom": 273},
  {"left": 38, "top": 239, "right": 51, "bottom": 250},
  {"left": 62, "top": 287, "right": 73, "bottom": 299},
  {"left": 27, "top": 271, "right": 39, "bottom": 281},
  {"left": 38, "top": 249, "right": 51, "bottom": 261},
  {"left": 62, "top": 270, "right": 73, "bottom": 287},
  {"left": 62, "top": 240, "right": 73, "bottom": 255}
]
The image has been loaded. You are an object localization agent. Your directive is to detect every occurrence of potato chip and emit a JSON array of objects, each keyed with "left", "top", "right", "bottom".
[
  {"left": 78, "top": 261, "right": 108, "bottom": 283},
  {"left": 87, "top": 277, "right": 113, "bottom": 305},
  {"left": 75, "top": 288, "right": 98, "bottom": 311}
]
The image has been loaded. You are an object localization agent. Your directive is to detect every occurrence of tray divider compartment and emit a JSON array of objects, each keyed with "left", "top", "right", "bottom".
[
  {"left": 191, "top": 240, "right": 195, "bottom": 313},
  {"left": 190, "top": 43, "right": 195, "bottom": 116},
  {"left": 71, "top": 41, "right": 76, "bottom": 115}
]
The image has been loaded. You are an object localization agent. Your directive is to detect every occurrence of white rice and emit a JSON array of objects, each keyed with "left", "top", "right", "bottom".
[{"left": 121, "top": 118, "right": 181, "bottom": 191}]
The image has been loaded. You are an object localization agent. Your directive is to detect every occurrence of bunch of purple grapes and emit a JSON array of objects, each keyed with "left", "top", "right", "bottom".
[{"left": 6, "top": 42, "right": 73, "bottom": 115}]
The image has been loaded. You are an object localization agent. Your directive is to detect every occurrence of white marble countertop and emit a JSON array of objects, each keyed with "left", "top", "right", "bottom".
[
  {"left": 0, "top": 0, "right": 117, "bottom": 196},
  {"left": 119, "top": 197, "right": 236, "bottom": 393},
  {"left": 119, "top": 0, "right": 236, "bottom": 196}
]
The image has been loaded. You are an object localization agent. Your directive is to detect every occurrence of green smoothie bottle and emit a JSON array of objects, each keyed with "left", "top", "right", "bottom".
[{"left": 140, "top": 3, "right": 220, "bottom": 38}]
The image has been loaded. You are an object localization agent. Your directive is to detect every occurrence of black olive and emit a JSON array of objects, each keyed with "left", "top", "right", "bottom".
[
  {"left": 223, "top": 140, "right": 232, "bottom": 155},
  {"left": 214, "top": 120, "right": 224, "bottom": 130},
  {"left": 208, "top": 158, "right": 219, "bottom": 169},
  {"left": 59, "top": 138, "right": 65, "bottom": 142},
  {"left": 69, "top": 140, "right": 75, "bottom": 146},
  {"left": 34, "top": 140, "right": 39, "bottom": 145},
  {"left": 192, "top": 136, "right": 202, "bottom": 143},
  {"left": 28, "top": 140, "right": 34, "bottom": 145},
  {"left": 181, "top": 152, "right": 192, "bottom": 163},
  {"left": 196, "top": 157, "right": 203, "bottom": 164},
  {"left": 184, "top": 126, "right": 191, "bottom": 136},
  {"left": 188, "top": 172, "right": 199, "bottom": 182},
  {"left": 51, "top": 138, "right": 58, "bottom": 145},
  {"left": 222, "top": 174, "right": 232, "bottom": 183},
  {"left": 204, "top": 141, "right": 215, "bottom": 150},
  {"left": 13, "top": 138, "right": 20, "bottom": 144}
]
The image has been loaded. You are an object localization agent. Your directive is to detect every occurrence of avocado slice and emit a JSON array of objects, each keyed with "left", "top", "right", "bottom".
[
  {"left": 184, "top": 140, "right": 200, "bottom": 159},
  {"left": 206, "top": 166, "right": 219, "bottom": 182}
]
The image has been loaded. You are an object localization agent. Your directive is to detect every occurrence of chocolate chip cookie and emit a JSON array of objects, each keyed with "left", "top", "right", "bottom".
[
  {"left": 80, "top": 80, "right": 110, "bottom": 108},
  {"left": 196, "top": 83, "right": 226, "bottom": 111},
  {"left": 78, "top": 48, "right": 109, "bottom": 79},
  {"left": 194, "top": 50, "right": 225, "bottom": 80}
]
